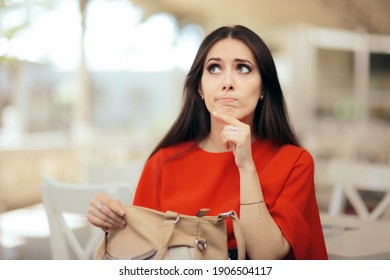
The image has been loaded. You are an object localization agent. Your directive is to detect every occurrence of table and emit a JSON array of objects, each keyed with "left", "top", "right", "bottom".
[{"left": 320, "top": 213, "right": 390, "bottom": 259}]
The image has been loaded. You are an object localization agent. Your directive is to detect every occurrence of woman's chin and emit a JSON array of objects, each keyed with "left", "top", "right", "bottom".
[{"left": 218, "top": 107, "right": 235, "bottom": 116}]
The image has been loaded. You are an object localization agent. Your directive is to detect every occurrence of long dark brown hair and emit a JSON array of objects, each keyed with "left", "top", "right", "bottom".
[{"left": 149, "top": 25, "right": 299, "bottom": 158}]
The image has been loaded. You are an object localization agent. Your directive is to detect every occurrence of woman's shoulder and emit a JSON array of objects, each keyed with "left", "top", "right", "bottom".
[
  {"left": 280, "top": 144, "right": 313, "bottom": 162},
  {"left": 149, "top": 141, "right": 197, "bottom": 162},
  {"left": 279, "top": 143, "right": 312, "bottom": 156},
  {"left": 276, "top": 144, "right": 315, "bottom": 172},
  {"left": 254, "top": 139, "right": 314, "bottom": 166}
]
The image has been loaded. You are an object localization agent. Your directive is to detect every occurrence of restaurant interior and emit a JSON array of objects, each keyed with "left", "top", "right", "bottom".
[{"left": 0, "top": 0, "right": 389, "bottom": 260}]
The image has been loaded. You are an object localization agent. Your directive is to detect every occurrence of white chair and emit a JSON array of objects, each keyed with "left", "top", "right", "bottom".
[
  {"left": 41, "top": 176, "right": 133, "bottom": 259},
  {"left": 327, "top": 158, "right": 390, "bottom": 220}
]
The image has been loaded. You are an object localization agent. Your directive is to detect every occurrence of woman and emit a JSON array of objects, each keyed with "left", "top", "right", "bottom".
[{"left": 88, "top": 25, "right": 328, "bottom": 260}]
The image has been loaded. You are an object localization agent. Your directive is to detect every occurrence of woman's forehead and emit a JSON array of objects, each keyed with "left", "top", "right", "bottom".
[{"left": 205, "top": 38, "right": 256, "bottom": 63}]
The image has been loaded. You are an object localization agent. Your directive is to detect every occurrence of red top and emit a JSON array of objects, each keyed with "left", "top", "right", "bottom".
[{"left": 133, "top": 139, "right": 328, "bottom": 259}]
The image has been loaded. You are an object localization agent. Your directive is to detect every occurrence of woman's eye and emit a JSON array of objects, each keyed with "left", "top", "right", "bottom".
[
  {"left": 208, "top": 64, "right": 222, "bottom": 74},
  {"left": 238, "top": 64, "right": 251, "bottom": 73}
]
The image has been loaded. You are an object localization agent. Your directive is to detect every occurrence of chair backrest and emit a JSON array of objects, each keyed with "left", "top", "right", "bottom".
[
  {"left": 327, "top": 159, "right": 390, "bottom": 220},
  {"left": 41, "top": 175, "right": 133, "bottom": 259}
]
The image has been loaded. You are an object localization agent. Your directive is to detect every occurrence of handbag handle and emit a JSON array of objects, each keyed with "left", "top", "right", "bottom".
[
  {"left": 231, "top": 214, "right": 245, "bottom": 260},
  {"left": 218, "top": 211, "right": 245, "bottom": 260},
  {"left": 154, "top": 211, "right": 179, "bottom": 259}
]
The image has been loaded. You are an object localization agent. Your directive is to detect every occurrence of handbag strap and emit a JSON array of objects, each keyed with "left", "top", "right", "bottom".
[
  {"left": 231, "top": 213, "right": 245, "bottom": 260},
  {"left": 218, "top": 211, "right": 245, "bottom": 260},
  {"left": 154, "top": 211, "right": 179, "bottom": 260}
]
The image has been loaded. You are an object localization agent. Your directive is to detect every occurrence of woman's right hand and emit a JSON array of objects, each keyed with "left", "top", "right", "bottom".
[{"left": 87, "top": 192, "right": 127, "bottom": 232}]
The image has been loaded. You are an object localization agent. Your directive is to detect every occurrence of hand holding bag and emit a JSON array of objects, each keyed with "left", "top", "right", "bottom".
[{"left": 95, "top": 206, "right": 245, "bottom": 260}]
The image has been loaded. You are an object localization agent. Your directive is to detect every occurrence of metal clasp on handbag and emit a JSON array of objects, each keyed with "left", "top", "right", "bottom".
[
  {"left": 164, "top": 211, "right": 181, "bottom": 224},
  {"left": 217, "top": 211, "right": 235, "bottom": 220},
  {"left": 195, "top": 237, "right": 207, "bottom": 252}
]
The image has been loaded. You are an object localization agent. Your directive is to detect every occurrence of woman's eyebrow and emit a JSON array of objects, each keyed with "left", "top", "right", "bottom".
[
  {"left": 206, "top": 57, "right": 255, "bottom": 67},
  {"left": 235, "top": 58, "right": 255, "bottom": 67},
  {"left": 206, "top": 57, "right": 221, "bottom": 64}
]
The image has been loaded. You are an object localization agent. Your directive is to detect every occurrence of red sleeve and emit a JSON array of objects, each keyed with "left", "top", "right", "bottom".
[{"left": 265, "top": 149, "right": 328, "bottom": 259}]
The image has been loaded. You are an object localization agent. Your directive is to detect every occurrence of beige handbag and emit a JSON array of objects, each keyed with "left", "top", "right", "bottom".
[{"left": 96, "top": 206, "right": 245, "bottom": 260}]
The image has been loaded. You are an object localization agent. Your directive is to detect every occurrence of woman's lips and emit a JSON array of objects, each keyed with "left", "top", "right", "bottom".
[{"left": 216, "top": 98, "right": 237, "bottom": 104}]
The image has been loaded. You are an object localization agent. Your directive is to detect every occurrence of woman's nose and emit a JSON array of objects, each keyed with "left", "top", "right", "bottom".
[
  {"left": 222, "top": 71, "right": 235, "bottom": 91},
  {"left": 222, "top": 83, "right": 234, "bottom": 91}
]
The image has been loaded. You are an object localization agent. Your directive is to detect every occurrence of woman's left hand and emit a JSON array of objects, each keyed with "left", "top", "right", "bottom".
[{"left": 212, "top": 111, "right": 254, "bottom": 169}]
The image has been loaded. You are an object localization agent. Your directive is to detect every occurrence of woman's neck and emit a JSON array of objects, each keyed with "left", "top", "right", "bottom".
[{"left": 200, "top": 131, "right": 228, "bottom": 153}]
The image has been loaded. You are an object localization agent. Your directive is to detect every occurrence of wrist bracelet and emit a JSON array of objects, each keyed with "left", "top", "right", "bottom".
[{"left": 240, "top": 200, "right": 264, "bottom": 206}]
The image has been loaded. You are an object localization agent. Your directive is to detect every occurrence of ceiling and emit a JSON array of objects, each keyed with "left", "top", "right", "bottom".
[{"left": 131, "top": 0, "right": 390, "bottom": 36}]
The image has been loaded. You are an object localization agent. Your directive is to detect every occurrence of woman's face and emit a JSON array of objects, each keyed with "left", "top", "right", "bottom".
[{"left": 199, "top": 38, "right": 262, "bottom": 123}]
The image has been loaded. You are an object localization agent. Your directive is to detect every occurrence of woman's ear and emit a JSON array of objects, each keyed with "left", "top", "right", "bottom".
[{"left": 198, "top": 87, "right": 204, "bottom": 100}]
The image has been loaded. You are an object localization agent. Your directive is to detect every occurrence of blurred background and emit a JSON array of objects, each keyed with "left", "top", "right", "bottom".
[{"left": 0, "top": 0, "right": 389, "bottom": 259}]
